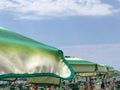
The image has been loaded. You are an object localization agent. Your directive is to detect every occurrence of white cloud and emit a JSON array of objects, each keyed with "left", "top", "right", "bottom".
[
  {"left": 0, "top": 0, "right": 119, "bottom": 20},
  {"left": 60, "top": 43, "right": 120, "bottom": 70}
]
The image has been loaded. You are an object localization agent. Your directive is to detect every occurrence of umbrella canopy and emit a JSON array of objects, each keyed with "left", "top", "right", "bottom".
[
  {"left": 97, "top": 64, "right": 108, "bottom": 74},
  {"left": 66, "top": 57, "right": 108, "bottom": 76},
  {"left": 66, "top": 57, "right": 97, "bottom": 76},
  {"left": 0, "top": 27, "right": 74, "bottom": 80},
  {"left": 105, "top": 65, "right": 115, "bottom": 77},
  {"left": 105, "top": 65, "right": 114, "bottom": 72}
]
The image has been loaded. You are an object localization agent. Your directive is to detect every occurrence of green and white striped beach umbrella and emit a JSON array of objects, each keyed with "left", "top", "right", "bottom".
[
  {"left": 97, "top": 64, "right": 108, "bottom": 74},
  {"left": 0, "top": 27, "right": 74, "bottom": 81},
  {"left": 105, "top": 65, "right": 115, "bottom": 77},
  {"left": 66, "top": 57, "right": 97, "bottom": 76},
  {"left": 105, "top": 65, "right": 114, "bottom": 72},
  {"left": 66, "top": 57, "right": 108, "bottom": 76}
]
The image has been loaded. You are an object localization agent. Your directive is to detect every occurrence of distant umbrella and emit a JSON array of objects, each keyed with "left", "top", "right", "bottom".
[
  {"left": 0, "top": 27, "right": 74, "bottom": 80},
  {"left": 105, "top": 65, "right": 115, "bottom": 77},
  {"left": 97, "top": 64, "right": 108, "bottom": 74},
  {"left": 66, "top": 57, "right": 97, "bottom": 76},
  {"left": 66, "top": 57, "right": 107, "bottom": 76},
  {"left": 105, "top": 65, "right": 114, "bottom": 72}
]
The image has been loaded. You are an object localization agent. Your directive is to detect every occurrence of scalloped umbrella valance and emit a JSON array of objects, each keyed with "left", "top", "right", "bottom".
[{"left": 0, "top": 27, "right": 74, "bottom": 80}]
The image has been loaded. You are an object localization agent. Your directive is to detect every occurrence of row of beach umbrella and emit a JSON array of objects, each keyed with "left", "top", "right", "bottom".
[{"left": 0, "top": 27, "right": 119, "bottom": 86}]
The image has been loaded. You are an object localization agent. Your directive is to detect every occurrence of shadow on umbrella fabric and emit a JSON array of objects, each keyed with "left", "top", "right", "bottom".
[{"left": 0, "top": 27, "right": 74, "bottom": 82}]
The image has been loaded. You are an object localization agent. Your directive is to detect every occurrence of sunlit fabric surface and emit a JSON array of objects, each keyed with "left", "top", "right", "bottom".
[{"left": 0, "top": 27, "right": 74, "bottom": 80}]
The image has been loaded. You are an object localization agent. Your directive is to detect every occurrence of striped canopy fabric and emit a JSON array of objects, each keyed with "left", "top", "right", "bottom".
[{"left": 0, "top": 27, "right": 74, "bottom": 80}]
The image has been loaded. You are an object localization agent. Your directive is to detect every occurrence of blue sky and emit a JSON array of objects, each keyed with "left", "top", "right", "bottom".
[{"left": 0, "top": 0, "right": 120, "bottom": 70}]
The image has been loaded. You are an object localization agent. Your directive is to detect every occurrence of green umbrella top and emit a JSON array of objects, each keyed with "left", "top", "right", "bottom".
[
  {"left": 66, "top": 57, "right": 97, "bottom": 65},
  {"left": 0, "top": 27, "right": 74, "bottom": 80}
]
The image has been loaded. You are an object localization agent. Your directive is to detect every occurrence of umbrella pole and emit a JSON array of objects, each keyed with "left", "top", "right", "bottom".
[
  {"left": 89, "top": 76, "right": 93, "bottom": 90},
  {"left": 59, "top": 79, "right": 62, "bottom": 90}
]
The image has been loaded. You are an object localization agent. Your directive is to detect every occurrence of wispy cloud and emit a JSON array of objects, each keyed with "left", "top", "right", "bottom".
[
  {"left": 0, "top": 0, "right": 119, "bottom": 20},
  {"left": 61, "top": 43, "right": 120, "bottom": 70}
]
